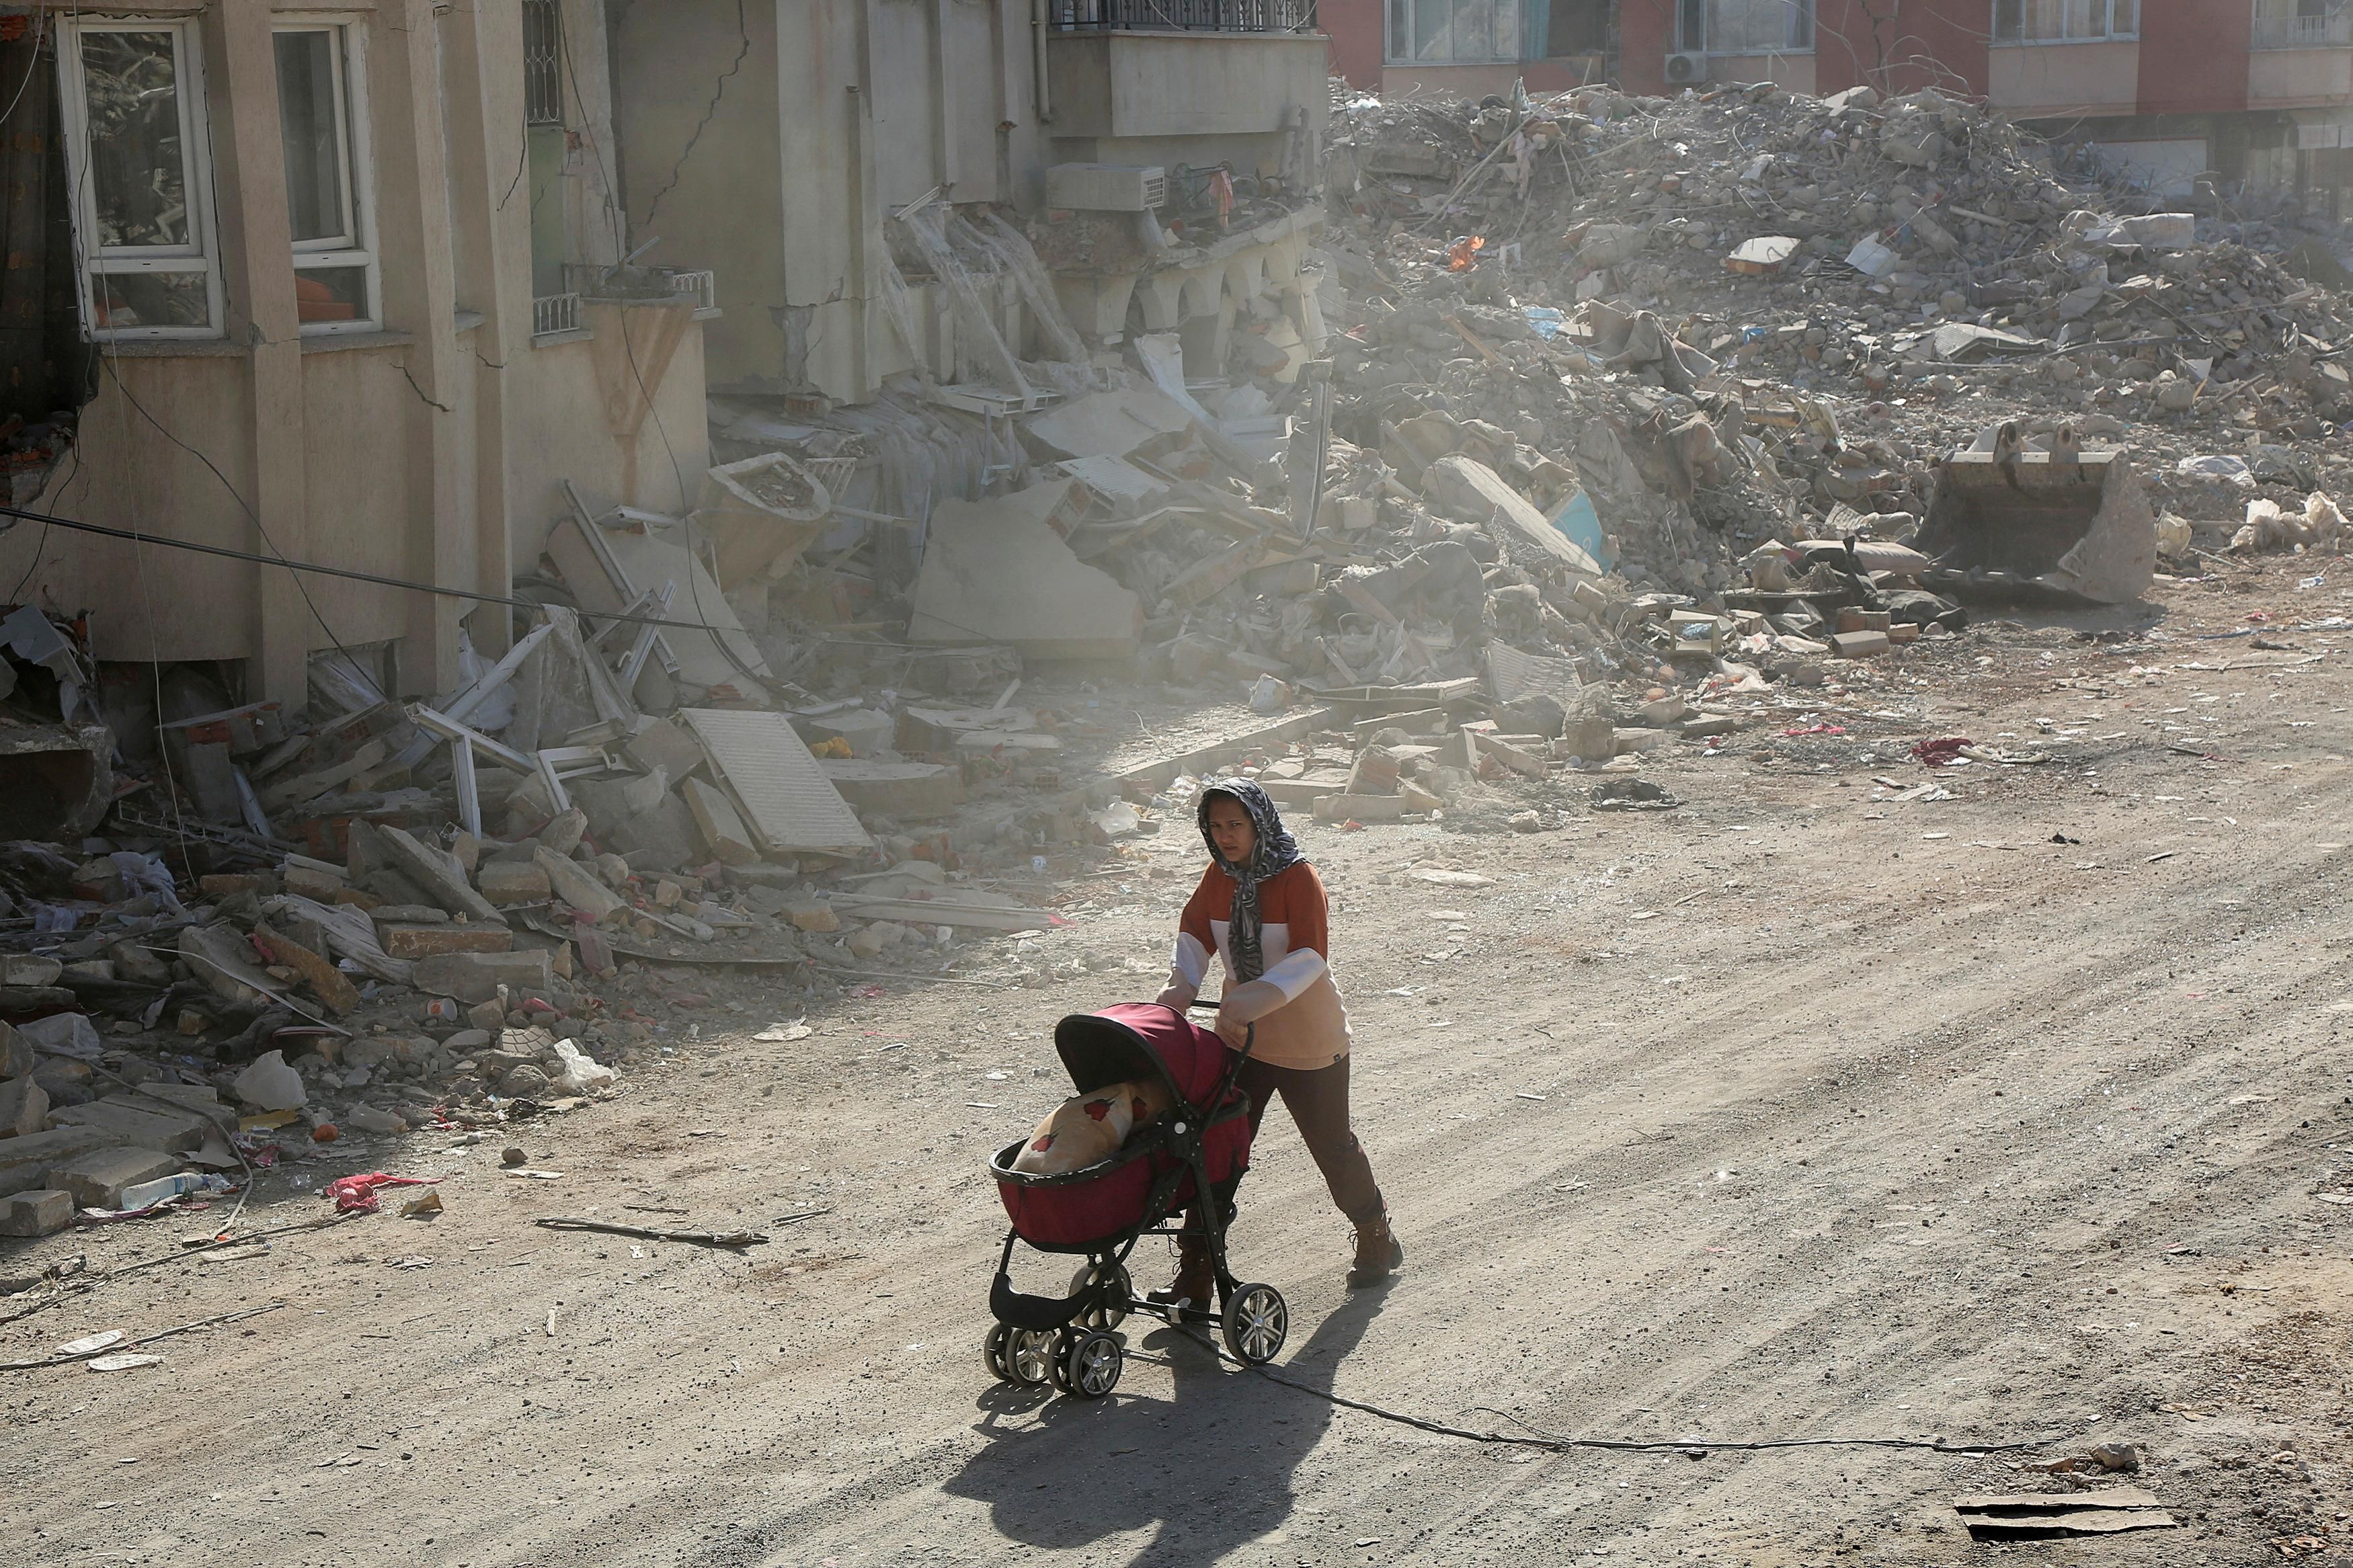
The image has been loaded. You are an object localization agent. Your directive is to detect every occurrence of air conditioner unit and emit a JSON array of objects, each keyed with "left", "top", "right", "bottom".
[
  {"left": 2297, "top": 121, "right": 2344, "bottom": 151},
  {"left": 1664, "top": 51, "right": 1709, "bottom": 87},
  {"left": 1044, "top": 163, "right": 1168, "bottom": 212}
]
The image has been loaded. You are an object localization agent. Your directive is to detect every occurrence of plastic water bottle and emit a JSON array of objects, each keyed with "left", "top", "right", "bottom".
[{"left": 116, "top": 1173, "right": 210, "bottom": 1210}]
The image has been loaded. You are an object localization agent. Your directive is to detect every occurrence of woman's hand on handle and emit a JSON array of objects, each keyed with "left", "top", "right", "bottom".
[
  {"left": 1214, "top": 979, "right": 1285, "bottom": 1050},
  {"left": 1154, "top": 982, "right": 1199, "bottom": 1012}
]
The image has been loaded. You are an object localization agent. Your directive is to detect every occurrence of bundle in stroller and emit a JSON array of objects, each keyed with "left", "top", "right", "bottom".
[{"left": 984, "top": 1001, "right": 1289, "bottom": 1399}]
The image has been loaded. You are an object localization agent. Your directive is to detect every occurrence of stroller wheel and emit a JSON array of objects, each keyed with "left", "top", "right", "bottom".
[
  {"left": 1001, "top": 1327, "right": 1058, "bottom": 1387},
  {"left": 1221, "top": 1282, "right": 1289, "bottom": 1366},
  {"left": 1069, "top": 1261, "right": 1132, "bottom": 1331},
  {"left": 1064, "top": 1329, "right": 1124, "bottom": 1399},
  {"left": 983, "top": 1322, "right": 1014, "bottom": 1383}
]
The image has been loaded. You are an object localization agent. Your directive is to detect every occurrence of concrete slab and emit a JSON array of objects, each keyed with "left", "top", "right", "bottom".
[
  {"left": 44, "top": 1146, "right": 180, "bottom": 1209},
  {"left": 1423, "top": 456, "right": 1601, "bottom": 575},
  {"left": 0, "top": 1126, "right": 133, "bottom": 1197},
  {"left": 906, "top": 481, "right": 1145, "bottom": 659},
  {"left": 0, "top": 1187, "right": 71, "bottom": 1236},
  {"left": 817, "top": 761, "right": 966, "bottom": 819},
  {"left": 48, "top": 1097, "right": 210, "bottom": 1154}
]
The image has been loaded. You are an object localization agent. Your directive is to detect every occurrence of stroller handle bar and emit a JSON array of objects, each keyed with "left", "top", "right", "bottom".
[{"left": 1179, "top": 996, "right": 1255, "bottom": 1103}]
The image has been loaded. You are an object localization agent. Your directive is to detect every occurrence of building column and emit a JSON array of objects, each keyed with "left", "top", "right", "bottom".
[
  {"left": 200, "top": 3, "right": 307, "bottom": 706},
  {"left": 436, "top": 0, "right": 520, "bottom": 658},
  {"left": 373, "top": 0, "right": 470, "bottom": 694}
]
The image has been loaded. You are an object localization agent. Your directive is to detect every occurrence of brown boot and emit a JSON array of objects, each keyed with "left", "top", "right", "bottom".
[
  {"left": 1348, "top": 1212, "right": 1404, "bottom": 1288},
  {"left": 1147, "top": 1238, "right": 1214, "bottom": 1311}
]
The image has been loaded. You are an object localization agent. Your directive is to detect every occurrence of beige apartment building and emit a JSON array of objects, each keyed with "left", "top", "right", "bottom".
[{"left": 0, "top": 0, "right": 713, "bottom": 706}]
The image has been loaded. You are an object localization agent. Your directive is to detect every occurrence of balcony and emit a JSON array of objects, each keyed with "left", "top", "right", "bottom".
[
  {"left": 2254, "top": 9, "right": 2353, "bottom": 50},
  {"left": 2249, "top": 3, "right": 2353, "bottom": 106},
  {"left": 1044, "top": 0, "right": 1317, "bottom": 30}
]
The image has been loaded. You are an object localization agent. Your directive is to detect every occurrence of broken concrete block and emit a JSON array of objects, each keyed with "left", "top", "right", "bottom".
[
  {"left": 251, "top": 921, "right": 360, "bottom": 1016},
  {"left": 0, "top": 1186, "right": 71, "bottom": 1236},
  {"left": 380, "top": 923, "right": 514, "bottom": 960},
  {"left": 476, "top": 860, "right": 553, "bottom": 907},
  {"left": 680, "top": 777, "right": 758, "bottom": 867},
  {"left": 466, "top": 997, "right": 509, "bottom": 1032},
  {"left": 178, "top": 924, "right": 274, "bottom": 1005},
  {"left": 0, "top": 954, "right": 61, "bottom": 987},
  {"left": 623, "top": 714, "right": 709, "bottom": 782},
  {"left": 282, "top": 861, "right": 346, "bottom": 901},
  {"left": 906, "top": 480, "right": 1146, "bottom": 657},
  {"left": 1423, "top": 456, "right": 1601, "bottom": 574},
  {"left": 0, "top": 1021, "right": 29, "bottom": 1080},
  {"left": 232, "top": 1050, "right": 307, "bottom": 1112},
  {"left": 1558, "top": 714, "right": 1618, "bottom": 761},
  {"left": 1314, "top": 794, "right": 1408, "bottom": 823},
  {"left": 534, "top": 807, "right": 590, "bottom": 858},
  {"left": 45, "top": 1145, "right": 179, "bottom": 1208},
  {"left": 0, "top": 1125, "right": 132, "bottom": 1197},
  {"left": 534, "top": 845, "right": 628, "bottom": 922},
  {"left": 846, "top": 926, "right": 885, "bottom": 960},
  {"left": 1680, "top": 715, "right": 1741, "bottom": 739},
  {"left": 375, "top": 825, "right": 508, "bottom": 926},
  {"left": 1480, "top": 735, "right": 1551, "bottom": 779},
  {"left": 0, "top": 1073, "right": 47, "bottom": 1137},
  {"left": 817, "top": 761, "right": 965, "bottom": 819},
  {"left": 1829, "top": 630, "right": 1891, "bottom": 659},
  {"left": 48, "top": 1096, "right": 211, "bottom": 1154},
  {"left": 1613, "top": 728, "right": 1670, "bottom": 754},
  {"left": 29, "top": 1057, "right": 91, "bottom": 1109},
  {"left": 785, "top": 899, "right": 840, "bottom": 934},
  {"left": 412, "top": 949, "right": 554, "bottom": 1005},
  {"left": 130, "top": 1083, "right": 235, "bottom": 1132}
]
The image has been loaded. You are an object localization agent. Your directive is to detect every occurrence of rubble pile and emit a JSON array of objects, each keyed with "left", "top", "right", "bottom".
[
  {"left": 1321, "top": 77, "right": 2353, "bottom": 567},
  {"left": 9, "top": 77, "right": 2353, "bottom": 1242}
]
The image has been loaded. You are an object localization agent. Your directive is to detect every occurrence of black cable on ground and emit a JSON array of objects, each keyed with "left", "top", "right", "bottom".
[{"left": 1139, "top": 1329, "right": 2054, "bottom": 1458}]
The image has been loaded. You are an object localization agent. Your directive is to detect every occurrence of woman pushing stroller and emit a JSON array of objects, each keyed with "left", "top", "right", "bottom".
[{"left": 1152, "top": 779, "right": 1404, "bottom": 1307}]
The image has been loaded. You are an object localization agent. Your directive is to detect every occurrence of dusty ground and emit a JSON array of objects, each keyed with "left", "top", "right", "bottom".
[{"left": 6, "top": 555, "right": 2353, "bottom": 1568}]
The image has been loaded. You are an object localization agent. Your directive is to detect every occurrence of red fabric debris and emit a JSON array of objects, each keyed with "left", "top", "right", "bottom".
[
  {"left": 1912, "top": 736, "right": 1975, "bottom": 768},
  {"left": 327, "top": 1172, "right": 435, "bottom": 1214}
]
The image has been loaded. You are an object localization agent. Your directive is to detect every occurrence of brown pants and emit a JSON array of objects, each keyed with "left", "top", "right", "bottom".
[{"left": 1195, "top": 1055, "right": 1384, "bottom": 1234}]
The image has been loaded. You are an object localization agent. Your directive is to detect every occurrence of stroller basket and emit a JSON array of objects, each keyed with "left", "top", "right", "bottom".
[{"left": 990, "top": 1089, "right": 1252, "bottom": 1251}]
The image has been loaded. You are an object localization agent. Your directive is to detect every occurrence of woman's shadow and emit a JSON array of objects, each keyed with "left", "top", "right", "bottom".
[{"left": 943, "top": 1282, "right": 1391, "bottom": 1565}]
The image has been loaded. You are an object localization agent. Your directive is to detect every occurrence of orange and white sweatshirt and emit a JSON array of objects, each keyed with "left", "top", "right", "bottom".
[{"left": 1168, "top": 860, "right": 1352, "bottom": 1071}]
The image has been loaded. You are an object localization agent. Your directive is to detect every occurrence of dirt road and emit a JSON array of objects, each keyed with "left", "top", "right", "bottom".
[{"left": 7, "top": 563, "right": 2353, "bottom": 1567}]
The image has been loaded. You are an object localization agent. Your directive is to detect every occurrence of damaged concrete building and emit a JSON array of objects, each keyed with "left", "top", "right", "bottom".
[
  {"left": 0, "top": 0, "right": 715, "bottom": 712},
  {"left": 608, "top": 0, "right": 1330, "bottom": 410}
]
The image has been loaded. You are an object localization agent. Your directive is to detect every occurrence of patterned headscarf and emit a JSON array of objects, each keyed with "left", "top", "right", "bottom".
[{"left": 1197, "top": 778, "right": 1306, "bottom": 983}]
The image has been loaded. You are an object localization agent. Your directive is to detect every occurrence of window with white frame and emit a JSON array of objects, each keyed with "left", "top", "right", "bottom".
[
  {"left": 56, "top": 19, "right": 223, "bottom": 339},
  {"left": 1993, "top": 0, "right": 2141, "bottom": 43},
  {"left": 274, "top": 21, "right": 378, "bottom": 334},
  {"left": 1385, "top": 0, "right": 1525, "bottom": 64},
  {"left": 1677, "top": 0, "right": 1814, "bottom": 53}
]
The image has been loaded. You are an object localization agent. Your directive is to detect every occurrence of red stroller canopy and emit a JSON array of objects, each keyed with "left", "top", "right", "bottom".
[{"left": 1053, "top": 1003, "right": 1230, "bottom": 1114}]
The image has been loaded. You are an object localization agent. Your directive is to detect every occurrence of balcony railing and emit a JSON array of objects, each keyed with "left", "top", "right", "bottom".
[
  {"left": 531, "top": 291, "right": 582, "bottom": 339},
  {"left": 563, "top": 262, "right": 721, "bottom": 308},
  {"left": 1043, "top": 0, "right": 1318, "bottom": 31},
  {"left": 2254, "top": 9, "right": 2353, "bottom": 48}
]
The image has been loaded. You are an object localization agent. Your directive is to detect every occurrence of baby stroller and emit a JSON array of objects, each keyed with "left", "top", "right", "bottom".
[{"left": 984, "top": 1000, "right": 1289, "bottom": 1399}]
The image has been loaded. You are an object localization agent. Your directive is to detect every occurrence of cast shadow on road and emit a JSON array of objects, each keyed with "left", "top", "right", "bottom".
[{"left": 942, "top": 1287, "right": 1391, "bottom": 1566}]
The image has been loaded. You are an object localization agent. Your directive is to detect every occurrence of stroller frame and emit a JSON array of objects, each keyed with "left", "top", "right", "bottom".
[{"left": 982, "top": 1001, "right": 1289, "bottom": 1399}]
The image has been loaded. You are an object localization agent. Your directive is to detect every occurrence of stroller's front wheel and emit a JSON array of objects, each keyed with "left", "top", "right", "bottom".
[
  {"left": 1222, "top": 1283, "right": 1289, "bottom": 1365},
  {"left": 1064, "top": 1329, "right": 1124, "bottom": 1398}
]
